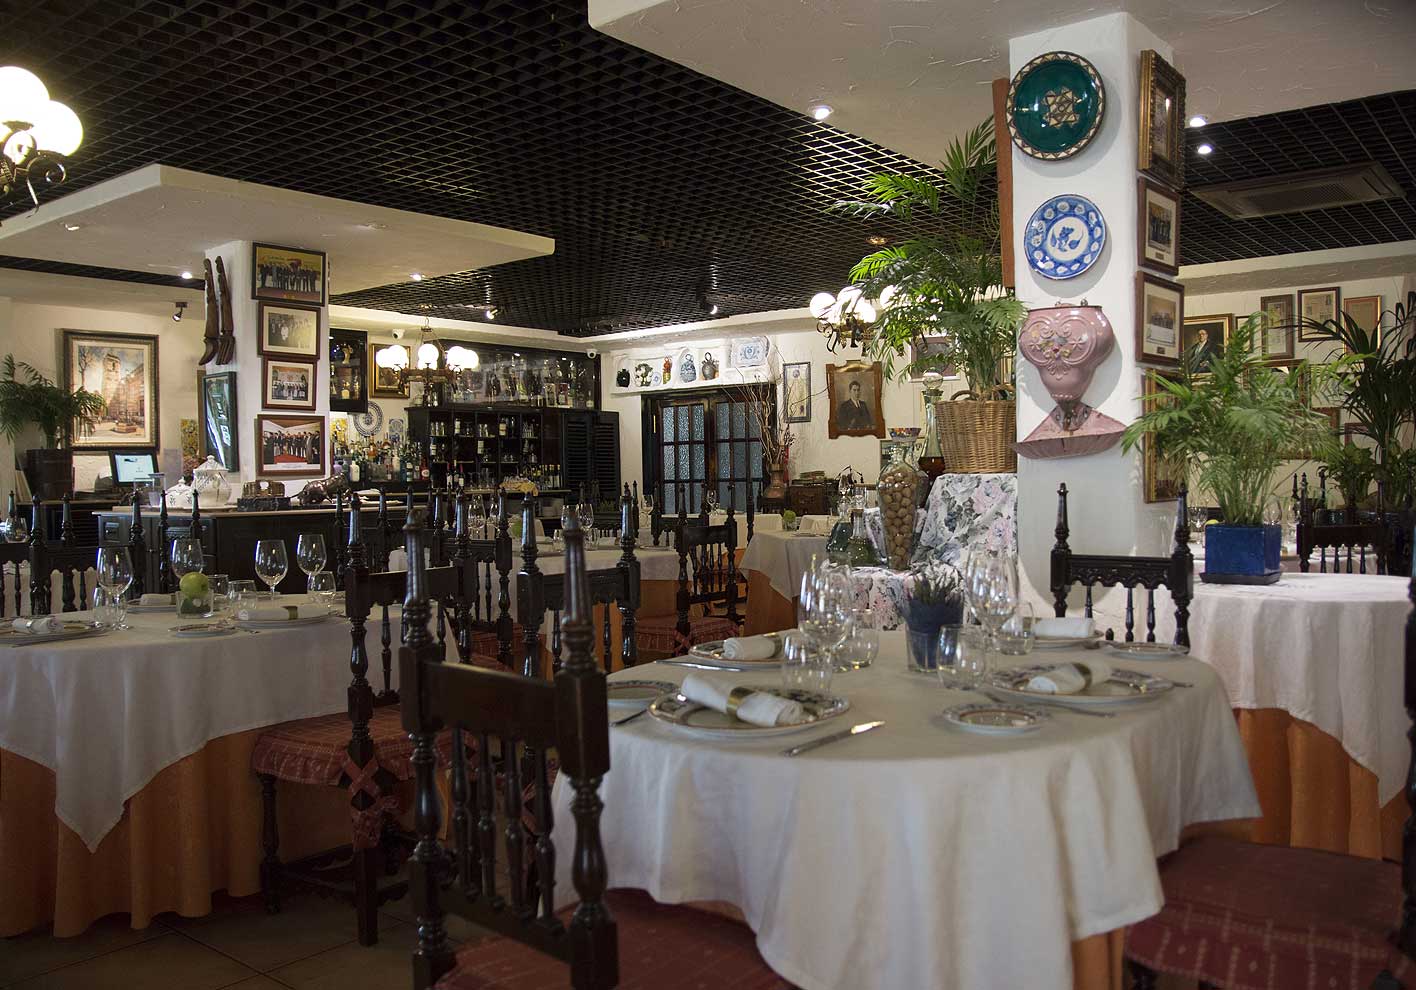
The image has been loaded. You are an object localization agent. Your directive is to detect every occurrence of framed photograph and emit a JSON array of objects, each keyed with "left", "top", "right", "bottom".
[
  {"left": 782, "top": 361, "right": 812, "bottom": 423},
  {"left": 1138, "top": 50, "right": 1186, "bottom": 187},
  {"left": 907, "top": 336, "right": 960, "bottom": 382},
  {"left": 826, "top": 362, "right": 885, "bottom": 439},
  {"left": 62, "top": 330, "right": 160, "bottom": 449},
  {"left": 72, "top": 452, "right": 112, "bottom": 492},
  {"left": 329, "top": 327, "right": 368, "bottom": 414},
  {"left": 1257, "top": 294, "right": 1296, "bottom": 361},
  {"left": 1141, "top": 372, "right": 1186, "bottom": 502},
  {"left": 1134, "top": 273, "right": 1184, "bottom": 367},
  {"left": 1181, "top": 314, "right": 1232, "bottom": 371},
  {"left": 257, "top": 302, "right": 320, "bottom": 360},
  {"left": 1137, "top": 178, "right": 1180, "bottom": 275},
  {"left": 255, "top": 414, "right": 325, "bottom": 479},
  {"left": 1344, "top": 294, "right": 1383, "bottom": 345},
  {"left": 251, "top": 242, "right": 326, "bottom": 306},
  {"left": 262, "top": 358, "right": 317, "bottom": 411},
  {"left": 1297, "top": 286, "right": 1340, "bottom": 340},
  {"left": 198, "top": 371, "right": 238, "bottom": 470},
  {"left": 369, "top": 341, "right": 411, "bottom": 398}
]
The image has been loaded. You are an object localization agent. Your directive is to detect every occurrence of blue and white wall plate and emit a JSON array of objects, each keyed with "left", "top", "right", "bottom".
[{"left": 1025, "top": 194, "right": 1106, "bottom": 280}]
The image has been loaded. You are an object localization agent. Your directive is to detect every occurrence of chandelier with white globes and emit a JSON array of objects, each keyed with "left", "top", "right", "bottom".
[
  {"left": 375, "top": 320, "right": 480, "bottom": 405},
  {"left": 0, "top": 66, "right": 84, "bottom": 223},
  {"left": 810, "top": 285, "right": 897, "bottom": 352}
]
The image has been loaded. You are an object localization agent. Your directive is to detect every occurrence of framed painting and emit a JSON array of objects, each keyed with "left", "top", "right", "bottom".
[
  {"left": 369, "top": 341, "right": 411, "bottom": 398},
  {"left": 257, "top": 303, "right": 320, "bottom": 360},
  {"left": 329, "top": 327, "right": 368, "bottom": 413},
  {"left": 1137, "top": 178, "right": 1180, "bottom": 275},
  {"left": 1257, "top": 294, "right": 1296, "bottom": 361},
  {"left": 198, "top": 371, "right": 238, "bottom": 470},
  {"left": 255, "top": 414, "right": 325, "bottom": 479},
  {"left": 782, "top": 361, "right": 812, "bottom": 423},
  {"left": 1134, "top": 273, "right": 1184, "bottom": 367},
  {"left": 907, "top": 335, "right": 960, "bottom": 382},
  {"left": 1141, "top": 372, "right": 1186, "bottom": 502},
  {"left": 1344, "top": 294, "right": 1383, "bottom": 347},
  {"left": 262, "top": 357, "right": 317, "bottom": 411},
  {"left": 826, "top": 362, "right": 885, "bottom": 439},
  {"left": 1138, "top": 50, "right": 1186, "bottom": 187},
  {"left": 62, "top": 330, "right": 160, "bottom": 449},
  {"left": 1297, "top": 286, "right": 1340, "bottom": 340},
  {"left": 1181, "top": 314, "right": 1232, "bottom": 372},
  {"left": 251, "top": 242, "right": 326, "bottom": 306}
]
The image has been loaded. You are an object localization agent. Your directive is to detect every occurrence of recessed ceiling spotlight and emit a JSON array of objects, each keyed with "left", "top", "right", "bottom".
[
  {"left": 1196, "top": 142, "right": 1214, "bottom": 156},
  {"left": 867, "top": 234, "right": 889, "bottom": 246},
  {"left": 179, "top": 270, "right": 194, "bottom": 280},
  {"left": 63, "top": 223, "right": 81, "bottom": 231},
  {"left": 810, "top": 104, "right": 833, "bottom": 121},
  {"left": 1188, "top": 114, "right": 1208, "bottom": 128},
  {"left": 409, "top": 272, "right": 424, "bottom": 281}
]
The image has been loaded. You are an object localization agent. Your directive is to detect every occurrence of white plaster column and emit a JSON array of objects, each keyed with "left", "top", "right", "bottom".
[
  {"left": 205, "top": 240, "right": 330, "bottom": 496},
  {"left": 1009, "top": 13, "right": 1181, "bottom": 612}
]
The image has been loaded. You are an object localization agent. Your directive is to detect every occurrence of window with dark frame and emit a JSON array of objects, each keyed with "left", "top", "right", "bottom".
[{"left": 645, "top": 386, "right": 770, "bottom": 516}]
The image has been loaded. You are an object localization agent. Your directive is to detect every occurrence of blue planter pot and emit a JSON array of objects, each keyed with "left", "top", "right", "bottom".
[
  {"left": 1202, "top": 524, "right": 1281, "bottom": 585},
  {"left": 905, "top": 598, "right": 964, "bottom": 670}
]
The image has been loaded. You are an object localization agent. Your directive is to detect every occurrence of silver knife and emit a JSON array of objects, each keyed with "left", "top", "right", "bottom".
[
  {"left": 655, "top": 659, "right": 755, "bottom": 672},
  {"left": 781, "top": 720, "right": 884, "bottom": 758}
]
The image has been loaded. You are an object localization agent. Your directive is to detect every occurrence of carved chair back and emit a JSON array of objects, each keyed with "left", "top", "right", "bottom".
[
  {"left": 671, "top": 485, "right": 741, "bottom": 638},
  {"left": 155, "top": 491, "right": 206, "bottom": 594},
  {"left": 1, "top": 541, "right": 27, "bottom": 617},
  {"left": 1049, "top": 483, "right": 1195, "bottom": 647},
  {"left": 27, "top": 495, "right": 100, "bottom": 615},
  {"left": 402, "top": 515, "right": 616, "bottom": 990},
  {"left": 1297, "top": 475, "right": 1389, "bottom": 574}
]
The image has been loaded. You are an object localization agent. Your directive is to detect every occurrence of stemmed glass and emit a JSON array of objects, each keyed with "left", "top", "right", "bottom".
[
  {"left": 798, "top": 563, "right": 851, "bottom": 666},
  {"left": 170, "top": 538, "right": 205, "bottom": 582},
  {"left": 836, "top": 607, "right": 878, "bottom": 671},
  {"left": 254, "top": 539, "right": 289, "bottom": 598},
  {"left": 962, "top": 552, "right": 1019, "bottom": 677},
  {"left": 469, "top": 498, "right": 488, "bottom": 540},
  {"left": 95, "top": 547, "right": 133, "bottom": 628},
  {"left": 295, "top": 533, "right": 327, "bottom": 593},
  {"left": 578, "top": 500, "right": 595, "bottom": 542}
]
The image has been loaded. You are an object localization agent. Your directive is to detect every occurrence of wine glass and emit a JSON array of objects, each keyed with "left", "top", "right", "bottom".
[
  {"left": 295, "top": 533, "right": 327, "bottom": 592},
  {"left": 254, "top": 539, "right": 289, "bottom": 598},
  {"left": 308, "top": 570, "right": 338, "bottom": 611},
  {"left": 578, "top": 501, "right": 595, "bottom": 542},
  {"left": 964, "top": 552, "right": 1019, "bottom": 676},
  {"left": 781, "top": 631, "right": 833, "bottom": 692},
  {"left": 469, "top": 498, "right": 488, "bottom": 540},
  {"left": 95, "top": 547, "right": 133, "bottom": 627},
  {"left": 836, "top": 607, "right": 878, "bottom": 671},
  {"left": 170, "top": 538, "right": 205, "bottom": 580},
  {"left": 171, "top": 538, "right": 210, "bottom": 617}
]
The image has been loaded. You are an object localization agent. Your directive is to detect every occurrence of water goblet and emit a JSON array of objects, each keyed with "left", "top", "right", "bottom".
[
  {"left": 254, "top": 539, "right": 289, "bottom": 598},
  {"left": 295, "top": 533, "right": 328, "bottom": 592},
  {"left": 578, "top": 501, "right": 595, "bottom": 541},
  {"left": 95, "top": 546, "right": 134, "bottom": 628},
  {"left": 836, "top": 608, "right": 878, "bottom": 671},
  {"left": 170, "top": 537, "right": 211, "bottom": 617},
  {"left": 229, "top": 580, "right": 258, "bottom": 618},
  {"left": 781, "top": 631, "right": 833, "bottom": 693},
  {"left": 308, "top": 570, "right": 338, "bottom": 610},
  {"left": 209, "top": 573, "right": 231, "bottom": 615},
  {"left": 964, "top": 552, "right": 1018, "bottom": 674},
  {"left": 997, "top": 601, "right": 1036, "bottom": 656}
]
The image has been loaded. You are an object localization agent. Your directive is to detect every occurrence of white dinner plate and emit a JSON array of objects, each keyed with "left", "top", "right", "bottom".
[
  {"left": 942, "top": 702, "right": 1050, "bottom": 735},
  {"left": 687, "top": 631, "right": 784, "bottom": 667},
  {"left": 1100, "top": 641, "right": 1189, "bottom": 660},
  {"left": 989, "top": 664, "right": 1175, "bottom": 708},
  {"left": 1032, "top": 633, "right": 1102, "bottom": 650},
  {"left": 235, "top": 613, "right": 333, "bottom": 629},
  {"left": 171, "top": 621, "right": 236, "bottom": 638},
  {"left": 0, "top": 621, "right": 107, "bottom": 646},
  {"left": 648, "top": 688, "right": 850, "bottom": 739},
  {"left": 607, "top": 679, "right": 676, "bottom": 710}
]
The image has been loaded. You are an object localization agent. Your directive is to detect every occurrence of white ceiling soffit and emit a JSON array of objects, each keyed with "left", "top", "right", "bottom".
[
  {"left": 1179, "top": 240, "right": 1416, "bottom": 295},
  {"left": 590, "top": 0, "right": 1416, "bottom": 166},
  {"left": 0, "top": 267, "right": 203, "bottom": 315},
  {"left": 0, "top": 164, "right": 554, "bottom": 294}
]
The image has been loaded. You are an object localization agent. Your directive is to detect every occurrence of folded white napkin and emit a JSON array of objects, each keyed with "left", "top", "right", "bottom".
[
  {"left": 1025, "top": 659, "right": 1113, "bottom": 695},
  {"left": 237, "top": 603, "right": 324, "bottom": 622},
  {"left": 139, "top": 593, "right": 176, "bottom": 607},
  {"left": 12, "top": 616, "right": 62, "bottom": 634},
  {"left": 679, "top": 673, "right": 806, "bottom": 727},
  {"left": 1032, "top": 616, "right": 1095, "bottom": 639},
  {"left": 723, "top": 635, "right": 778, "bottom": 661}
]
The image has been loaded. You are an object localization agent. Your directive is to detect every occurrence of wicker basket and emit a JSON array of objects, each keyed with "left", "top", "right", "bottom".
[{"left": 935, "top": 391, "right": 1017, "bottom": 474}]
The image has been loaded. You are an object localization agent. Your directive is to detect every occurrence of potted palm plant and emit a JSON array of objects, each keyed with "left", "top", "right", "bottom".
[
  {"left": 0, "top": 356, "right": 107, "bottom": 499},
  {"left": 834, "top": 119, "right": 1027, "bottom": 472},
  {"left": 1121, "top": 317, "right": 1335, "bottom": 584}
]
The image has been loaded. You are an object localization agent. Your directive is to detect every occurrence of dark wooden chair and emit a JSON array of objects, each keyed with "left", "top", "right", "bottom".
[
  {"left": 151, "top": 491, "right": 208, "bottom": 593},
  {"left": 1125, "top": 539, "right": 1416, "bottom": 990},
  {"left": 250, "top": 497, "right": 498, "bottom": 946},
  {"left": 0, "top": 540, "right": 25, "bottom": 617},
  {"left": 1297, "top": 474, "right": 1389, "bottom": 574},
  {"left": 27, "top": 494, "right": 99, "bottom": 615},
  {"left": 517, "top": 487, "right": 640, "bottom": 677},
  {"left": 454, "top": 490, "right": 520, "bottom": 671},
  {"left": 1050, "top": 483, "right": 1195, "bottom": 647},
  {"left": 399, "top": 513, "right": 792, "bottom": 990},
  {"left": 634, "top": 485, "right": 740, "bottom": 660}
]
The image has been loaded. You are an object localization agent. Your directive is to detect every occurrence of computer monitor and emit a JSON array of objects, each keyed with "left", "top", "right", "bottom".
[{"left": 110, "top": 450, "right": 158, "bottom": 487}]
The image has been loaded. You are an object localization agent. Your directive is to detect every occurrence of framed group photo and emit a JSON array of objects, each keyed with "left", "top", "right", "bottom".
[
  {"left": 258, "top": 302, "right": 321, "bottom": 360},
  {"left": 1137, "top": 178, "right": 1180, "bottom": 275},
  {"left": 62, "top": 330, "right": 160, "bottom": 449},
  {"left": 1134, "top": 273, "right": 1184, "bottom": 367},
  {"left": 262, "top": 358, "right": 317, "bottom": 411},
  {"left": 255, "top": 414, "right": 325, "bottom": 479},
  {"left": 198, "top": 371, "right": 238, "bottom": 470},
  {"left": 252, "top": 242, "right": 326, "bottom": 306},
  {"left": 826, "top": 362, "right": 885, "bottom": 439}
]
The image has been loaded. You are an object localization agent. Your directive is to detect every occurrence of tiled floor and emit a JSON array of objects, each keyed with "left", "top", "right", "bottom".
[{"left": 0, "top": 893, "right": 497, "bottom": 990}]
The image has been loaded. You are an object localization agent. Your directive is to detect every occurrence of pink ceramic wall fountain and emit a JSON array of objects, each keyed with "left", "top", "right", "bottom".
[{"left": 1016, "top": 301, "right": 1126, "bottom": 459}]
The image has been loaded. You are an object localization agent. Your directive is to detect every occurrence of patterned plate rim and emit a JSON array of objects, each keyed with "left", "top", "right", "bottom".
[
  {"left": 990, "top": 664, "right": 1174, "bottom": 704},
  {"left": 687, "top": 632, "right": 784, "bottom": 664},
  {"left": 607, "top": 679, "right": 677, "bottom": 705},
  {"left": 1006, "top": 50, "right": 1107, "bottom": 161},
  {"left": 1100, "top": 641, "right": 1190, "bottom": 658},
  {"left": 942, "top": 701, "right": 1051, "bottom": 733},
  {"left": 1025, "top": 193, "right": 1107, "bottom": 280},
  {"left": 647, "top": 688, "right": 850, "bottom": 737}
]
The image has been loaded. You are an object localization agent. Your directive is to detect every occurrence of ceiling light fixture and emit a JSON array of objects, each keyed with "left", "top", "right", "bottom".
[
  {"left": 63, "top": 222, "right": 81, "bottom": 231},
  {"left": 172, "top": 301, "right": 187, "bottom": 322},
  {"left": 1188, "top": 114, "right": 1208, "bottom": 128},
  {"left": 811, "top": 285, "right": 879, "bottom": 352},
  {"left": 1196, "top": 142, "right": 1214, "bottom": 156},
  {"left": 409, "top": 272, "right": 424, "bottom": 281},
  {"left": 376, "top": 319, "right": 479, "bottom": 405},
  {"left": 810, "top": 104, "right": 833, "bottom": 121},
  {"left": 709, "top": 304, "right": 720, "bottom": 316},
  {"left": 0, "top": 66, "right": 84, "bottom": 225},
  {"left": 179, "top": 270, "right": 193, "bottom": 280},
  {"left": 867, "top": 234, "right": 888, "bottom": 246}
]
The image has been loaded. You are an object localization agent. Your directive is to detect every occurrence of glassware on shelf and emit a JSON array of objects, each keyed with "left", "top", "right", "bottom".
[{"left": 254, "top": 539, "right": 289, "bottom": 598}]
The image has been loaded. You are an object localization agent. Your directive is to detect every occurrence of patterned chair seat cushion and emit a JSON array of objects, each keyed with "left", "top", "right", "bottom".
[
  {"left": 250, "top": 705, "right": 453, "bottom": 787},
  {"left": 435, "top": 889, "right": 793, "bottom": 989},
  {"left": 634, "top": 613, "right": 738, "bottom": 655},
  {"left": 1126, "top": 836, "right": 1411, "bottom": 990}
]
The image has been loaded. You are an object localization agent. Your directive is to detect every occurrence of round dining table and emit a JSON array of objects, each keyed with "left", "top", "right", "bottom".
[
  {"left": 739, "top": 530, "right": 829, "bottom": 634},
  {"left": 551, "top": 634, "right": 1260, "bottom": 990}
]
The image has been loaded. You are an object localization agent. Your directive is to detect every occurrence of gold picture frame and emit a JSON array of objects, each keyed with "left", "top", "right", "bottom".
[
  {"left": 1141, "top": 372, "right": 1186, "bottom": 502},
  {"left": 825, "top": 361, "right": 885, "bottom": 439},
  {"left": 1138, "top": 50, "right": 1186, "bottom": 188}
]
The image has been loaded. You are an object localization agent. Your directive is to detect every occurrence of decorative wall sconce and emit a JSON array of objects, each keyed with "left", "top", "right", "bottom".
[
  {"left": 0, "top": 66, "right": 83, "bottom": 223},
  {"left": 1016, "top": 300, "right": 1126, "bottom": 459}
]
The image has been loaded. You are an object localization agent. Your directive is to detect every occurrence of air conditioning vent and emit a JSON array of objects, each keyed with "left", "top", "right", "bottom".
[{"left": 1191, "top": 163, "right": 1406, "bottom": 219}]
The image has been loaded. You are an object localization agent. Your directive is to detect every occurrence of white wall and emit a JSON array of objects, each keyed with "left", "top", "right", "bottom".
[{"left": 0, "top": 299, "right": 205, "bottom": 500}]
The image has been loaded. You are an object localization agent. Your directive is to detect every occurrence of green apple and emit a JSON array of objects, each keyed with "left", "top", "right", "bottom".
[{"left": 179, "top": 572, "right": 210, "bottom": 598}]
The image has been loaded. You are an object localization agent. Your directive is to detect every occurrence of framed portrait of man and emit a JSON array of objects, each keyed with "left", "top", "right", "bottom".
[{"left": 826, "top": 362, "right": 885, "bottom": 439}]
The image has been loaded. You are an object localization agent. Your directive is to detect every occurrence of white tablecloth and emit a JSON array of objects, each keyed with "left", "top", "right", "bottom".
[
  {"left": 551, "top": 635, "right": 1259, "bottom": 990},
  {"left": 1188, "top": 572, "right": 1412, "bottom": 803},
  {"left": 0, "top": 606, "right": 362, "bottom": 851},
  {"left": 740, "top": 531, "right": 830, "bottom": 600}
]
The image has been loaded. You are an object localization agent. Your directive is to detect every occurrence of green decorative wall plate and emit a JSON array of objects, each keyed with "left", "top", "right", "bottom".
[{"left": 1007, "top": 51, "right": 1105, "bottom": 161}]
